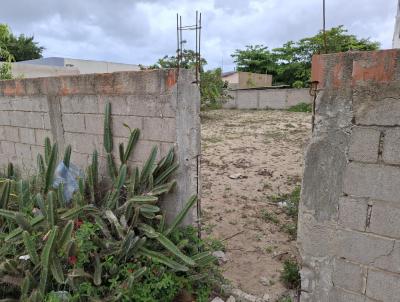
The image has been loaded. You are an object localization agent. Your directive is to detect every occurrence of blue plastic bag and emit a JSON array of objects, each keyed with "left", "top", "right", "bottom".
[{"left": 53, "top": 161, "right": 83, "bottom": 203}]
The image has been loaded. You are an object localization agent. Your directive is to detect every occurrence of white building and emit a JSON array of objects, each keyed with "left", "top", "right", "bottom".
[
  {"left": 393, "top": 0, "right": 400, "bottom": 48},
  {"left": 11, "top": 57, "right": 140, "bottom": 78}
]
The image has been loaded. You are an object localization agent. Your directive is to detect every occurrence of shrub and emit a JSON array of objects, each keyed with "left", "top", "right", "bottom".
[
  {"left": 200, "top": 68, "right": 231, "bottom": 110},
  {"left": 281, "top": 260, "right": 301, "bottom": 289},
  {"left": 0, "top": 103, "right": 220, "bottom": 301},
  {"left": 287, "top": 102, "right": 312, "bottom": 113},
  {"left": 292, "top": 81, "right": 304, "bottom": 88}
]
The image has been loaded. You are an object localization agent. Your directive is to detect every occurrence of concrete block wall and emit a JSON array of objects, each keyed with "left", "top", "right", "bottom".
[
  {"left": 298, "top": 49, "right": 400, "bottom": 302},
  {"left": 0, "top": 69, "right": 200, "bottom": 224},
  {"left": 223, "top": 88, "right": 312, "bottom": 110}
]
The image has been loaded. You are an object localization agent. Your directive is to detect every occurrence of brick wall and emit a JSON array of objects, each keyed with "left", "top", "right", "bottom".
[
  {"left": 298, "top": 50, "right": 400, "bottom": 302},
  {"left": 0, "top": 69, "right": 200, "bottom": 224}
]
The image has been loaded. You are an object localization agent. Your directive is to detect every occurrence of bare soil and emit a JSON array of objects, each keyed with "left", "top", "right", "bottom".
[{"left": 200, "top": 109, "right": 311, "bottom": 300}]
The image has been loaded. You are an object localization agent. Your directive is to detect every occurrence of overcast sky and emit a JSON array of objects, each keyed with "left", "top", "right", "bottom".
[{"left": 0, "top": 0, "right": 397, "bottom": 71}]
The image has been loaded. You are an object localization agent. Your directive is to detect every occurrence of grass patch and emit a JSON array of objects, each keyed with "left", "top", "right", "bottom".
[
  {"left": 270, "top": 186, "right": 301, "bottom": 238},
  {"left": 260, "top": 209, "right": 280, "bottom": 224},
  {"left": 287, "top": 102, "right": 312, "bottom": 113},
  {"left": 277, "top": 296, "right": 293, "bottom": 302},
  {"left": 281, "top": 260, "right": 301, "bottom": 289}
]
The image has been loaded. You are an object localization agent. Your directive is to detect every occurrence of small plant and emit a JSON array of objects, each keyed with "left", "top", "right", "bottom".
[
  {"left": 281, "top": 260, "right": 301, "bottom": 289},
  {"left": 287, "top": 102, "right": 312, "bottom": 113},
  {"left": 292, "top": 80, "right": 304, "bottom": 88},
  {"left": 278, "top": 296, "right": 293, "bottom": 302},
  {"left": 260, "top": 209, "right": 279, "bottom": 224}
]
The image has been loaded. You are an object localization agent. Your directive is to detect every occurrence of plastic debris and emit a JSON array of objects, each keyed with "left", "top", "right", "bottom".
[{"left": 53, "top": 161, "right": 83, "bottom": 203}]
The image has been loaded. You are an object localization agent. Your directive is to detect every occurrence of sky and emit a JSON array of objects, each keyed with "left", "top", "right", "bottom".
[{"left": 0, "top": 0, "right": 397, "bottom": 71}]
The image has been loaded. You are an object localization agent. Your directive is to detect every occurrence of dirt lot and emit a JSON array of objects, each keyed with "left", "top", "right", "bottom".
[{"left": 200, "top": 109, "right": 311, "bottom": 300}]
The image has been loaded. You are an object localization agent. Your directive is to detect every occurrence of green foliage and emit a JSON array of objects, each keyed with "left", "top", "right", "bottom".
[
  {"left": 0, "top": 60, "right": 12, "bottom": 80},
  {"left": 0, "top": 103, "right": 220, "bottom": 301},
  {"left": 200, "top": 68, "right": 231, "bottom": 110},
  {"left": 0, "top": 23, "right": 44, "bottom": 62},
  {"left": 287, "top": 102, "right": 312, "bottom": 113},
  {"left": 277, "top": 297, "right": 293, "bottom": 302},
  {"left": 149, "top": 52, "right": 229, "bottom": 110},
  {"left": 232, "top": 26, "right": 380, "bottom": 87},
  {"left": 260, "top": 209, "right": 279, "bottom": 224},
  {"left": 147, "top": 49, "right": 207, "bottom": 70},
  {"left": 281, "top": 260, "right": 301, "bottom": 289}
]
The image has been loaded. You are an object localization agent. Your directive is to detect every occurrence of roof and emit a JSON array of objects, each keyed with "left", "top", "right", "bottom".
[{"left": 222, "top": 71, "right": 237, "bottom": 77}]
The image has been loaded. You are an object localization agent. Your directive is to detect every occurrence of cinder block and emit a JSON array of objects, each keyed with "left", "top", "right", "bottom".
[
  {"left": 0, "top": 111, "right": 10, "bottom": 126},
  {"left": 125, "top": 94, "right": 176, "bottom": 118},
  {"left": 372, "top": 241, "right": 400, "bottom": 274},
  {"left": 42, "top": 113, "right": 51, "bottom": 130},
  {"left": 332, "top": 258, "right": 365, "bottom": 293},
  {"left": 259, "top": 89, "right": 286, "bottom": 109},
  {"left": 97, "top": 96, "right": 127, "bottom": 115},
  {"left": 3, "top": 126, "right": 19, "bottom": 142},
  {"left": 11, "top": 96, "right": 48, "bottom": 112},
  {"left": 143, "top": 117, "right": 176, "bottom": 142},
  {"left": 382, "top": 129, "right": 400, "bottom": 164},
  {"left": 70, "top": 152, "right": 90, "bottom": 169},
  {"left": 336, "top": 229, "right": 394, "bottom": 265},
  {"left": 343, "top": 162, "right": 400, "bottom": 202},
  {"left": 8, "top": 111, "right": 44, "bottom": 129},
  {"left": 64, "top": 132, "right": 100, "bottom": 155},
  {"left": 0, "top": 97, "right": 11, "bottom": 110},
  {"left": 236, "top": 90, "right": 258, "bottom": 109},
  {"left": 0, "top": 142, "right": 15, "bottom": 155},
  {"left": 62, "top": 114, "right": 85, "bottom": 133},
  {"left": 19, "top": 128, "right": 36, "bottom": 145},
  {"left": 84, "top": 114, "right": 103, "bottom": 135},
  {"left": 348, "top": 127, "right": 380, "bottom": 163},
  {"left": 354, "top": 88, "right": 400, "bottom": 126},
  {"left": 369, "top": 202, "right": 400, "bottom": 239},
  {"left": 366, "top": 269, "right": 400, "bottom": 301},
  {"left": 35, "top": 129, "right": 52, "bottom": 146},
  {"left": 15, "top": 143, "right": 32, "bottom": 160},
  {"left": 329, "top": 287, "right": 366, "bottom": 302},
  {"left": 338, "top": 197, "right": 368, "bottom": 231},
  {"left": 130, "top": 140, "right": 161, "bottom": 163},
  {"left": 297, "top": 217, "right": 336, "bottom": 258},
  {"left": 61, "top": 95, "right": 99, "bottom": 114},
  {"left": 111, "top": 115, "right": 143, "bottom": 138},
  {"left": 31, "top": 145, "right": 44, "bottom": 159}
]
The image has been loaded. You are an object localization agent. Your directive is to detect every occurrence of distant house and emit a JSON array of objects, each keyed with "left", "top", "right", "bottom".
[
  {"left": 9, "top": 57, "right": 140, "bottom": 78},
  {"left": 222, "top": 71, "right": 272, "bottom": 89}
]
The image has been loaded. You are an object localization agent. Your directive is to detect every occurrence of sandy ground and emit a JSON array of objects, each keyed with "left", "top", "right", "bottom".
[{"left": 200, "top": 109, "right": 311, "bottom": 300}]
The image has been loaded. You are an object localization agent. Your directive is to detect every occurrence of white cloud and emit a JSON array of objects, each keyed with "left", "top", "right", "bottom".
[{"left": 0, "top": 0, "right": 397, "bottom": 71}]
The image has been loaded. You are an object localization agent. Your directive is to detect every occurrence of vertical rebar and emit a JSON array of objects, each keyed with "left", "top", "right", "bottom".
[
  {"left": 176, "top": 13, "right": 179, "bottom": 70},
  {"left": 195, "top": 11, "right": 198, "bottom": 83},
  {"left": 199, "top": 12, "right": 202, "bottom": 73},
  {"left": 179, "top": 16, "right": 183, "bottom": 66},
  {"left": 323, "top": 0, "right": 328, "bottom": 53}
]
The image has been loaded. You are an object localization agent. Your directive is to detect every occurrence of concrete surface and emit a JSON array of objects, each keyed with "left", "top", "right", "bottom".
[
  {"left": 298, "top": 49, "right": 400, "bottom": 302},
  {"left": 0, "top": 69, "right": 200, "bottom": 224}
]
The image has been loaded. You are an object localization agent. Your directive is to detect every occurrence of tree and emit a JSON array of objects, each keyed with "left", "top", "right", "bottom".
[
  {"left": 231, "top": 26, "right": 380, "bottom": 87},
  {"left": 231, "top": 45, "right": 276, "bottom": 75},
  {"left": 147, "top": 49, "right": 207, "bottom": 70},
  {"left": 0, "top": 23, "right": 44, "bottom": 62},
  {"left": 200, "top": 68, "right": 231, "bottom": 109},
  {"left": 150, "top": 51, "right": 229, "bottom": 109},
  {"left": 0, "top": 24, "right": 13, "bottom": 80}
]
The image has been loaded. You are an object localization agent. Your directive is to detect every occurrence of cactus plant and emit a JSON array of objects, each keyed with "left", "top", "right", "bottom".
[{"left": 0, "top": 102, "right": 216, "bottom": 301}]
